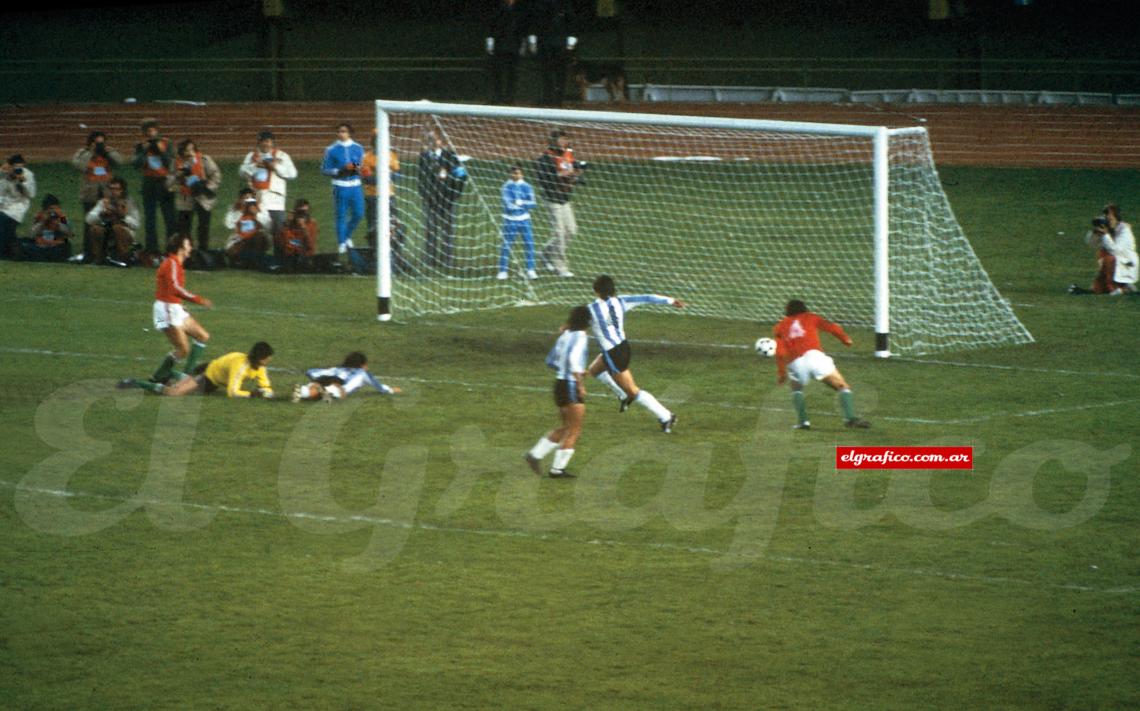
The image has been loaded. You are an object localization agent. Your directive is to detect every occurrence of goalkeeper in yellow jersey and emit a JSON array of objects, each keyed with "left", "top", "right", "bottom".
[{"left": 122, "top": 341, "right": 274, "bottom": 398}]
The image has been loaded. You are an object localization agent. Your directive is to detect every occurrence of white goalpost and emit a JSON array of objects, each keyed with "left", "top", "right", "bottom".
[{"left": 372, "top": 100, "right": 1033, "bottom": 357}]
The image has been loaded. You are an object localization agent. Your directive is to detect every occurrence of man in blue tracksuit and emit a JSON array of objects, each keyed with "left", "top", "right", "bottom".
[
  {"left": 321, "top": 122, "right": 366, "bottom": 258},
  {"left": 497, "top": 165, "right": 538, "bottom": 280}
]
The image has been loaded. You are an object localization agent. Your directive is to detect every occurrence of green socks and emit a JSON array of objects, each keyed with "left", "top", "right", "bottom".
[
  {"left": 792, "top": 390, "right": 808, "bottom": 424},
  {"left": 151, "top": 353, "right": 176, "bottom": 382},
  {"left": 183, "top": 340, "right": 207, "bottom": 374},
  {"left": 838, "top": 389, "right": 856, "bottom": 421},
  {"left": 133, "top": 379, "right": 164, "bottom": 394}
]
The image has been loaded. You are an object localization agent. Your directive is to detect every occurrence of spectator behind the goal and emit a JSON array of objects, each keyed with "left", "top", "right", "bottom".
[
  {"left": 276, "top": 198, "right": 318, "bottom": 273},
  {"left": 486, "top": 0, "right": 527, "bottom": 105},
  {"left": 534, "top": 129, "right": 583, "bottom": 277},
  {"left": 132, "top": 118, "right": 177, "bottom": 259},
  {"left": 24, "top": 194, "right": 74, "bottom": 263},
  {"left": 223, "top": 188, "right": 272, "bottom": 270},
  {"left": 361, "top": 133, "right": 411, "bottom": 276},
  {"left": 525, "top": 0, "right": 578, "bottom": 107},
  {"left": 71, "top": 130, "right": 124, "bottom": 262},
  {"left": 497, "top": 164, "right": 538, "bottom": 280},
  {"left": 320, "top": 122, "right": 366, "bottom": 261},
  {"left": 170, "top": 139, "right": 222, "bottom": 255},
  {"left": 416, "top": 127, "right": 467, "bottom": 271},
  {"left": 0, "top": 154, "right": 36, "bottom": 260},
  {"left": 84, "top": 177, "right": 140, "bottom": 267},
  {"left": 239, "top": 130, "right": 297, "bottom": 260}
]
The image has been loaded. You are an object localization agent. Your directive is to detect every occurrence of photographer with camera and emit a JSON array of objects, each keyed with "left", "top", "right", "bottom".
[
  {"left": 239, "top": 130, "right": 297, "bottom": 259},
  {"left": 132, "top": 119, "right": 176, "bottom": 258},
  {"left": 25, "top": 194, "right": 74, "bottom": 262},
  {"left": 84, "top": 177, "right": 140, "bottom": 267},
  {"left": 223, "top": 188, "right": 272, "bottom": 269},
  {"left": 170, "top": 139, "right": 221, "bottom": 254},
  {"left": 275, "top": 198, "right": 319, "bottom": 273},
  {"left": 0, "top": 154, "right": 37, "bottom": 260},
  {"left": 534, "top": 129, "right": 584, "bottom": 277},
  {"left": 71, "top": 130, "right": 124, "bottom": 261}
]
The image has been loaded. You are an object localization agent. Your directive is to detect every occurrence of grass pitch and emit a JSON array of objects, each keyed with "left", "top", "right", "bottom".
[{"left": 1, "top": 165, "right": 1137, "bottom": 709}]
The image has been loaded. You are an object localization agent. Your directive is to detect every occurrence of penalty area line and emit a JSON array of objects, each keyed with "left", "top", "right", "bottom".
[{"left": 0, "top": 478, "right": 1132, "bottom": 595}]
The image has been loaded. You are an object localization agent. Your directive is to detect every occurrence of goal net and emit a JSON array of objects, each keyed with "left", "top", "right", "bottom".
[{"left": 373, "top": 101, "right": 1033, "bottom": 357}]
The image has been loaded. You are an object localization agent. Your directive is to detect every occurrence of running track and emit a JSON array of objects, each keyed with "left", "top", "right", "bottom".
[{"left": 1, "top": 101, "right": 1138, "bottom": 168}]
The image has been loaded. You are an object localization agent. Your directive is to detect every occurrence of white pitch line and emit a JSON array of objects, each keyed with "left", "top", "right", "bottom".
[
  {"left": 1, "top": 479, "right": 1132, "bottom": 595},
  {"left": 3, "top": 346, "right": 1136, "bottom": 426}
]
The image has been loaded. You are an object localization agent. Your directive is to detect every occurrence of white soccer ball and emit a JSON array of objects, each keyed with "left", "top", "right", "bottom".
[{"left": 754, "top": 337, "right": 777, "bottom": 358}]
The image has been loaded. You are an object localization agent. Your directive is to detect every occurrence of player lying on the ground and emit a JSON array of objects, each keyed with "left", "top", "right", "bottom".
[
  {"left": 586, "top": 274, "right": 685, "bottom": 434},
  {"left": 525, "top": 305, "right": 591, "bottom": 478},
  {"left": 770, "top": 299, "right": 870, "bottom": 430},
  {"left": 291, "top": 351, "right": 401, "bottom": 402},
  {"left": 121, "top": 341, "right": 274, "bottom": 398}
]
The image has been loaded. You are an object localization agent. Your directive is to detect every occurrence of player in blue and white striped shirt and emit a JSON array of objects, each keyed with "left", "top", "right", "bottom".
[
  {"left": 291, "top": 351, "right": 401, "bottom": 402},
  {"left": 497, "top": 165, "right": 539, "bottom": 280},
  {"left": 525, "top": 305, "right": 591, "bottom": 478},
  {"left": 587, "top": 274, "right": 686, "bottom": 433}
]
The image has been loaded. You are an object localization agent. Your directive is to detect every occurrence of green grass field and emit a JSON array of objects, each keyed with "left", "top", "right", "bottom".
[{"left": 1, "top": 165, "right": 1137, "bottom": 709}]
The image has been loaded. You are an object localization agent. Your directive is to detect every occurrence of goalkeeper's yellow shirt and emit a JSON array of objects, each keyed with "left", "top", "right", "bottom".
[{"left": 203, "top": 352, "right": 272, "bottom": 398}]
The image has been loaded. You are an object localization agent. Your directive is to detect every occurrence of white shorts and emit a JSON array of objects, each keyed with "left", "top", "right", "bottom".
[
  {"left": 787, "top": 349, "right": 837, "bottom": 385},
  {"left": 153, "top": 301, "right": 190, "bottom": 331}
]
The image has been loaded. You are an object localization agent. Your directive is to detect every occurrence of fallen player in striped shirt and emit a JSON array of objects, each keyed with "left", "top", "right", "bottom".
[{"left": 292, "top": 351, "right": 401, "bottom": 402}]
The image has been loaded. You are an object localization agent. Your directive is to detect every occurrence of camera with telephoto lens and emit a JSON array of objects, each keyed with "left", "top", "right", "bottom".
[
  {"left": 11, "top": 167, "right": 24, "bottom": 177},
  {"left": 180, "top": 165, "right": 194, "bottom": 177},
  {"left": 93, "top": 142, "right": 107, "bottom": 156},
  {"left": 1091, "top": 217, "right": 1109, "bottom": 231},
  {"left": 147, "top": 138, "right": 161, "bottom": 151},
  {"left": 573, "top": 160, "right": 588, "bottom": 170}
]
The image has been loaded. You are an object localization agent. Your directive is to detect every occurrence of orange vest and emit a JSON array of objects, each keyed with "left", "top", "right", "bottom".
[
  {"left": 548, "top": 147, "right": 575, "bottom": 176},
  {"left": 235, "top": 209, "right": 261, "bottom": 239},
  {"left": 85, "top": 155, "right": 113, "bottom": 183},
  {"left": 361, "top": 150, "right": 399, "bottom": 198},
  {"left": 250, "top": 149, "right": 279, "bottom": 191},
  {"left": 174, "top": 153, "right": 207, "bottom": 196}
]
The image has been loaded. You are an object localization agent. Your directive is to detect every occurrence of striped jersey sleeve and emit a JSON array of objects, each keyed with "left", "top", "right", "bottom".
[{"left": 589, "top": 294, "right": 673, "bottom": 351}]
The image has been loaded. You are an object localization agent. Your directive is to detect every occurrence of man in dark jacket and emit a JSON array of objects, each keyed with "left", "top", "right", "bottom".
[
  {"left": 526, "top": 0, "right": 578, "bottom": 107},
  {"left": 417, "top": 128, "right": 468, "bottom": 270},
  {"left": 486, "top": 0, "right": 527, "bottom": 105}
]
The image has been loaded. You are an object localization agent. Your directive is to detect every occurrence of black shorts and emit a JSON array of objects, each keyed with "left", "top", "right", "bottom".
[
  {"left": 190, "top": 374, "right": 219, "bottom": 395},
  {"left": 601, "top": 340, "right": 632, "bottom": 375},
  {"left": 553, "top": 379, "right": 583, "bottom": 408},
  {"left": 190, "top": 362, "right": 218, "bottom": 394}
]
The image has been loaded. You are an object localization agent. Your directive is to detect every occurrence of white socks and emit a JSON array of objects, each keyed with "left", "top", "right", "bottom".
[
  {"left": 594, "top": 371, "right": 626, "bottom": 399},
  {"left": 528, "top": 437, "right": 560, "bottom": 460},
  {"left": 551, "top": 448, "right": 574, "bottom": 471},
  {"left": 633, "top": 390, "right": 672, "bottom": 422}
]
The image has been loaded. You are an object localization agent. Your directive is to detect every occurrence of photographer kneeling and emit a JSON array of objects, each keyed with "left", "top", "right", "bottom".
[{"left": 84, "top": 177, "right": 140, "bottom": 267}]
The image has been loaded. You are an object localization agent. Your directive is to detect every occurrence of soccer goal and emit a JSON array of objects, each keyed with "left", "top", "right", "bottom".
[{"left": 372, "top": 100, "right": 1033, "bottom": 357}]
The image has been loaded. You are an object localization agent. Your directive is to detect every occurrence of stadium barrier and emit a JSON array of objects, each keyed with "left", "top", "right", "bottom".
[{"left": 587, "top": 84, "right": 1131, "bottom": 107}]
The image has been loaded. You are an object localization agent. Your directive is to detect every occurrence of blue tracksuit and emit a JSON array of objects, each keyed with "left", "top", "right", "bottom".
[
  {"left": 499, "top": 179, "right": 537, "bottom": 271},
  {"left": 321, "top": 140, "right": 366, "bottom": 249}
]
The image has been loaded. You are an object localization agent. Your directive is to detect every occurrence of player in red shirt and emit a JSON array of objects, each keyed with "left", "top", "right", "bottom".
[
  {"left": 771, "top": 299, "right": 870, "bottom": 430},
  {"left": 147, "top": 234, "right": 213, "bottom": 383}
]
